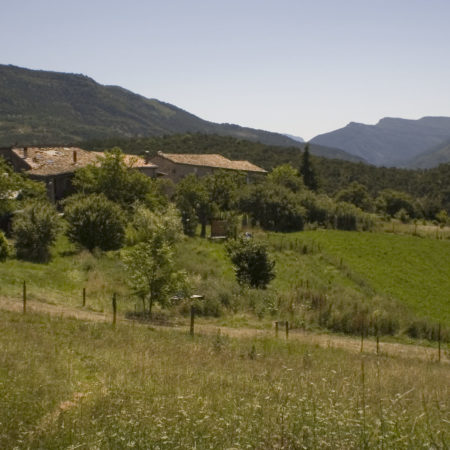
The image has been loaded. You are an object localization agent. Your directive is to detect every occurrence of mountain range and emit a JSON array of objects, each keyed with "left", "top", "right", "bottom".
[
  {"left": 311, "top": 117, "right": 450, "bottom": 167},
  {"left": 0, "top": 64, "right": 361, "bottom": 163},
  {"left": 1, "top": 64, "right": 449, "bottom": 168}
]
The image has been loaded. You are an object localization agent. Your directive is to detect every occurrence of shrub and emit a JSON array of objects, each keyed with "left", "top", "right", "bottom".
[
  {"left": 64, "top": 194, "right": 125, "bottom": 251},
  {"left": 406, "top": 320, "right": 448, "bottom": 342},
  {"left": 333, "top": 202, "right": 358, "bottom": 230},
  {"left": 331, "top": 202, "right": 375, "bottom": 231},
  {"left": 335, "top": 181, "right": 373, "bottom": 211},
  {"left": 299, "top": 192, "right": 333, "bottom": 226},
  {"left": 226, "top": 237, "right": 275, "bottom": 289},
  {"left": 435, "top": 209, "right": 449, "bottom": 226},
  {"left": 12, "top": 201, "right": 60, "bottom": 262},
  {"left": 376, "top": 189, "right": 418, "bottom": 218},
  {"left": 126, "top": 204, "right": 183, "bottom": 246},
  {"left": 0, "top": 230, "right": 10, "bottom": 261},
  {"left": 268, "top": 164, "right": 304, "bottom": 192},
  {"left": 240, "top": 183, "right": 305, "bottom": 232}
]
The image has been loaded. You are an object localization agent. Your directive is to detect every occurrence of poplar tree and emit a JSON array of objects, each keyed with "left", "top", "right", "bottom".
[{"left": 300, "top": 144, "right": 319, "bottom": 191}]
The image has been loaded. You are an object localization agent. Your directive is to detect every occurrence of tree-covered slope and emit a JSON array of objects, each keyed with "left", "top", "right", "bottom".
[
  {"left": 83, "top": 133, "right": 364, "bottom": 167},
  {"left": 311, "top": 117, "right": 450, "bottom": 167},
  {"left": 0, "top": 64, "right": 359, "bottom": 163}
]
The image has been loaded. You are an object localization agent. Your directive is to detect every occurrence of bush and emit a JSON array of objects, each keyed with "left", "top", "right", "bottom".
[
  {"left": 0, "top": 230, "right": 10, "bottom": 261},
  {"left": 406, "top": 320, "right": 448, "bottom": 342},
  {"left": 12, "top": 201, "right": 60, "bottom": 262},
  {"left": 331, "top": 202, "right": 375, "bottom": 231},
  {"left": 376, "top": 189, "right": 418, "bottom": 218},
  {"left": 126, "top": 204, "right": 183, "bottom": 246},
  {"left": 226, "top": 237, "right": 275, "bottom": 289},
  {"left": 333, "top": 202, "right": 358, "bottom": 230},
  {"left": 64, "top": 194, "right": 126, "bottom": 251},
  {"left": 394, "top": 207, "right": 410, "bottom": 223},
  {"left": 299, "top": 192, "right": 333, "bottom": 226},
  {"left": 335, "top": 182, "right": 373, "bottom": 211},
  {"left": 240, "top": 183, "right": 305, "bottom": 232}
]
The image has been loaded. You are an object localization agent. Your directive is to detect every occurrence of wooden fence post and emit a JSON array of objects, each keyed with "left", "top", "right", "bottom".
[
  {"left": 285, "top": 321, "right": 289, "bottom": 340},
  {"left": 275, "top": 321, "right": 279, "bottom": 338},
  {"left": 438, "top": 323, "right": 441, "bottom": 363},
  {"left": 23, "top": 281, "right": 27, "bottom": 314},
  {"left": 82, "top": 287, "right": 86, "bottom": 307},
  {"left": 360, "top": 324, "right": 364, "bottom": 353},
  {"left": 190, "top": 305, "right": 195, "bottom": 336},
  {"left": 112, "top": 293, "right": 117, "bottom": 327}
]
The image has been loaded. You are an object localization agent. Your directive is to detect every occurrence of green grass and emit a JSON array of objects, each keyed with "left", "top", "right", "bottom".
[
  {"left": 0, "top": 309, "right": 448, "bottom": 449},
  {"left": 1, "top": 230, "right": 448, "bottom": 340},
  {"left": 290, "top": 230, "right": 450, "bottom": 324},
  {"left": 0, "top": 236, "right": 131, "bottom": 313}
]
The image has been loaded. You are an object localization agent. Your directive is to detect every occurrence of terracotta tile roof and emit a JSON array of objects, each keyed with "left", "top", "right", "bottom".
[
  {"left": 157, "top": 152, "right": 266, "bottom": 173},
  {"left": 11, "top": 147, "right": 157, "bottom": 176}
]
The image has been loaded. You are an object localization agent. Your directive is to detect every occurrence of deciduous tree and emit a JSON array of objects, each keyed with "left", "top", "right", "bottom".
[{"left": 226, "top": 237, "right": 275, "bottom": 289}]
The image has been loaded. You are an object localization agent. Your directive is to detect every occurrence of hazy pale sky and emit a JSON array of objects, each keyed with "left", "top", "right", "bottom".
[{"left": 1, "top": 0, "right": 449, "bottom": 140}]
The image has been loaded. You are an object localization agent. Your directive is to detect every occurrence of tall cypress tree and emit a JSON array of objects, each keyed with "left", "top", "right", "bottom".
[{"left": 300, "top": 144, "right": 319, "bottom": 191}]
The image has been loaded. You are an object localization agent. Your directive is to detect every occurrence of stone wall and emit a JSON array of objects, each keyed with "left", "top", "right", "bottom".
[{"left": 150, "top": 155, "right": 215, "bottom": 182}]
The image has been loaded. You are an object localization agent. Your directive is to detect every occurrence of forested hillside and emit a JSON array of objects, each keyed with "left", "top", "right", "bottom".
[{"left": 0, "top": 65, "right": 359, "bottom": 162}]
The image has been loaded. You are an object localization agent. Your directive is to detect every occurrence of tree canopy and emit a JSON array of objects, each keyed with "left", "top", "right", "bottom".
[{"left": 73, "top": 148, "right": 159, "bottom": 210}]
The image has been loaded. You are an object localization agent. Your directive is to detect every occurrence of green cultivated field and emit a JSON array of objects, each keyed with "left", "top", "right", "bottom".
[
  {"left": 0, "top": 310, "right": 448, "bottom": 449},
  {"left": 292, "top": 231, "right": 450, "bottom": 324}
]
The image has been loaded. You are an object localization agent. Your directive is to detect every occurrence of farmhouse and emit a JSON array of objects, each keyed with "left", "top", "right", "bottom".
[
  {"left": 150, "top": 151, "right": 267, "bottom": 183},
  {"left": 0, "top": 146, "right": 158, "bottom": 201}
]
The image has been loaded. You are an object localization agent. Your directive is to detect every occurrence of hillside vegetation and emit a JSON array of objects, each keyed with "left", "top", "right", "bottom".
[
  {"left": 0, "top": 64, "right": 297, "bottom": 147},
  {"left": 1, "top": 230, "right": 448, "bottom": 338},
  {"left": 0, "top": 64, "right": 358, "bottom": 163},
  {"left": 84, "top": 133, "right": 450, "bottom": 214}
]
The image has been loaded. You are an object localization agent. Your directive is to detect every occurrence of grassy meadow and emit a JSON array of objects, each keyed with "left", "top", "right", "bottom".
[
  {"left": 1, "top": 226, "right": 449, "bottom": 447},
  {"left": 1, "top": 229, "right": 449, "bottom": 340},
  {"left": 0, "top": 309, "right": 448, "bottom": 449}
]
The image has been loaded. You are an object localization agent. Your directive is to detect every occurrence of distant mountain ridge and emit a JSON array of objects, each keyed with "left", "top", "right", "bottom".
[
  {"left": 407, "top": 138, "right": 450, "bottom": 169},
  {"left": 0, "top": 64, "right": 363, "bottom": 163},
  {"left": 311, "top": 116, "right": 450, "bottom": 167},
  {"left": 283, "top": 133, "right": 304, "bottom": 143}
]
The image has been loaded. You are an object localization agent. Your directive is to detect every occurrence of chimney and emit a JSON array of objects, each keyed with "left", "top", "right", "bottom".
[
  {"left": 23, "top": 147, "right": 28, "bottom": 159},
  {"left": 73, "top": 150, "right": 77, "bottom": 163}
]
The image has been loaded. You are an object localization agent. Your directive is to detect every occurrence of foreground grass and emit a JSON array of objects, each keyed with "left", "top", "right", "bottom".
[{"left": 0, "top": 309, "right": 448, "bottom": 449}]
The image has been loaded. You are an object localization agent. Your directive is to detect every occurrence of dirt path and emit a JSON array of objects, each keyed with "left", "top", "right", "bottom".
[
  {"left": 0, "top": 296, "right": 110, "bottom": 322},
  {"left": 1, "top": 296, "right": 448, "bottom": 364}
]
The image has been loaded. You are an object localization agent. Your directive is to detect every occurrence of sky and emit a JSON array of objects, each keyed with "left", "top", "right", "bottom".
[{"left": 1, "top": 0, "right": 449, "bottom": 140}]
